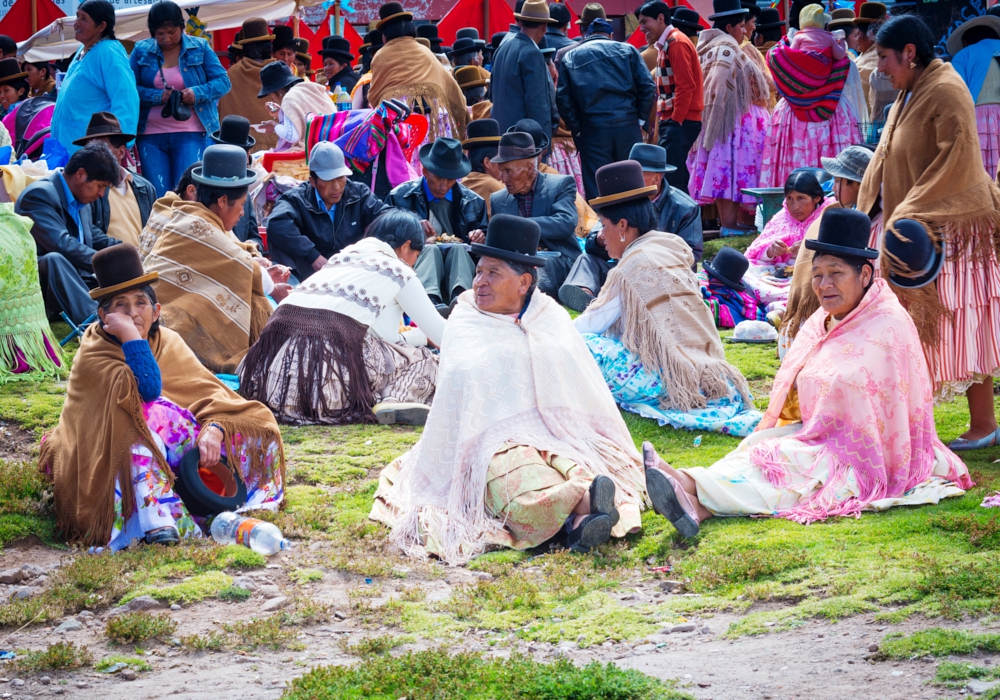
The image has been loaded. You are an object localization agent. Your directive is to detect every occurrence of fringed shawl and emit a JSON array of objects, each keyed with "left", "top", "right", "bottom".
[
  {"left": 40, "top": 325, "right": 284, "bottom": 545},
  {"left": 745, "top": 196, "right": 834, "bottom": 265},
  {"left": 218, "top": 58, "right": 278, "bottom": 153},
  {"left": 374, "top": 290, "right": 646, "bottom": 565},
  {"left": 858, "top": 59, "right": 1000, "bottom": 347},
  {"left": 279, "top": 81, "right": 336, "bottom": 150},
  {"left": 697, "top": 29, "right": 769, "bottom": 150},
  {"left": 752, "top": 279, "right": 971, "bottom": 524},
  {"left": 767, "top": 37, "right": 850, "bottom": 122},
  {"left": 742, "top": 38, "right": 776, "bottom": 110},
  {"left": 369, "top": 36, "right": 469, "bottom": 140},
  {"left": 588, "top": 232, "right": 753, "bottom": 412},
  {"left": 143, "top": 198, "right": 272, "bottom": 374}
]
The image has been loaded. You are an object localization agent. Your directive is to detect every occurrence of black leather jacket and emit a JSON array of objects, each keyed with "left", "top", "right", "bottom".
[{"left": 385, "top": 179, "right": 487, "bottom": 241}]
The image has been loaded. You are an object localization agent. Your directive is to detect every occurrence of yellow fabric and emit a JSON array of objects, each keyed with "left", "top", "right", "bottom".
[
  {"left": 777, "top": 384, "right": 801, "bottom": 426},
  {"left": 107, "top": 179, "right": 142, "bottom": 247},
  {"left": 0, "top": 165, "right": 37, "bottom": 203}
]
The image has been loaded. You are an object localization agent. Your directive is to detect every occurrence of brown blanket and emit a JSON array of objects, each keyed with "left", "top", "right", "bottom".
[{"left": 218, "top": 58, "right": 277, "bottom": 153}]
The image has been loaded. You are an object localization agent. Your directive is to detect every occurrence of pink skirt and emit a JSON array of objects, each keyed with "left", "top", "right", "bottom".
[
  {"left": 687, "top": 105, "right": 770, "bottom": 206},
  {"left": 549, "top": 137, "right": 586, "bottom": 197},
  {"left": 976, "top": 104, "right": 1000, "bottom": 178},
  {"left": 760, "top": 98, "right": 861, "bottom": 188}
]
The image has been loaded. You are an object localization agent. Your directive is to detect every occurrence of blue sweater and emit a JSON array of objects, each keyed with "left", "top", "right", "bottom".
[
  {"left": 122, "top": 339, "right": 162, "bottom": 403},
  {"left": 953, "top": 39, "right": 1000, "bottom": 104}
]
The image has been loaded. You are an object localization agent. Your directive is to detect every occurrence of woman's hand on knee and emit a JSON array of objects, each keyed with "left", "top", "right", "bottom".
[{"left": 197, "top": 424, "right": 224, "bottom": 467}]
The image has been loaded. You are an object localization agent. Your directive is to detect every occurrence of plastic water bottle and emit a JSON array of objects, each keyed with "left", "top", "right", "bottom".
[
  {"left": 210, "top": 512, "right": 290, "bottom": 556},
  {"left": 330, "top": 82, "right": 344, "bottom": 105},
  {"left": 336, "top": 85, "right": 353, "bottom": 112}
]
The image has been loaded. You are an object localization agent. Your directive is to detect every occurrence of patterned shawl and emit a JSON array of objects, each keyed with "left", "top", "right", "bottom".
[
  {"left": 40, "top": 325, "right": 284, "bottom": 545},
  {"left": 218, "top": 58, "right": 278, "bottom": 153},
  {"left": 745, "top": 196, "right": 834, "bottom": 265},
  {"left": 373, "top": 290, "right": 646, "bottom": 564},
  {"left": 697, "top": 29, "right": 769, "bottom": 150},
  {"left": 767, "top": 36, "right": 850, "bottom": 122},
  {"left": 753, "top": 278, "right": 972, "bottom": 523},
  {"left": 143, "top": 197, "right": 271, "bottom": 374},
  {"left": 697, "top": 270, "right": 763, "bottom": 329},
  {"left": 588, "top": 232, "right": 752, "bottom": 411}
]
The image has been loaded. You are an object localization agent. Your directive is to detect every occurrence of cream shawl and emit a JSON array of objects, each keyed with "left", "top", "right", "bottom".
[
  {"left": 280, "top": 81, "right": 336, "bottom": 150},
  {"left": 588, "top": 232, "right": 753, "bottom": 412},
  {"left": 697, "top": 29, "right": 769, "bottom": 150},
  {"left": 373, "top": 290, "right": 646, "bottom": 564}
]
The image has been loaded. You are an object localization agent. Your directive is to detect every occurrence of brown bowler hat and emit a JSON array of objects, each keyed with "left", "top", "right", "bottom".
[
  {"left": 239, "top": 18, "right": 275, "bottom": 44},
  {"left": 853, "top": 2, "right": 886, "bottom": 25},
  {"left": 73, "top": 111, "right": 136, "bottom": 146},
  {"left": 588, "top": 160, "right": 657, "bottom": 208},
  {"left": 0, "top": 58, "right": 27, "bottom": 86},
  {"left": 377, "top": 1, "right": 413, "bottom": 29},
  {"left": 89, "top": 245, "right": 159, "bottom": 301},
  {"left": 826, "top": 8, "right": 855, "bottom": 30},
  {"left": 455, "top": 65, "right": 488, "bottom": 89}
]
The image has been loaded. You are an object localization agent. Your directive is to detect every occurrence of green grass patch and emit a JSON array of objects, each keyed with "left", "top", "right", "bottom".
[
  {"left": 104, "top": 611, "right": 178, "bottom": 644},
  {"left": 219, "top": 586, "right": 252, "bottom": 603},
  {"left": 288, "top": 568, "right": 324, "bottom": 584},
  {"left": 223, "top": 615, "right": 302, "bottom": 650},
  {"left": 878, "top": 628, "right": 1000, "bottom": 659},
  {"left": 12, "top": 642, "right": 92, "bottom": 672},
  {"left": 342, "top": 634, "right": 413, "bottom": 657},
  {"left": 94, "top": 654, "right": 153, "bottom": 673},
  {"left": 121, "top": 570, "right": 233, "bottom": 606}
]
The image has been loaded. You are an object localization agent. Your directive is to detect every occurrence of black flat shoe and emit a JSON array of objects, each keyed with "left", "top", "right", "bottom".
[
  {"left": 566, "top": 513, "right": 612, "bottom": 553},
  {"left": 589, "top": 475, "right": 619, "bottom": 527},
  {"left": 645, "top": 468, "right": 700, "bottom": 539},
  {"left": 144, "top": 526, "right": 180, "bottom": 546},
  {"left": 558, "top": 284, "right": 595, "bottom": 313}
]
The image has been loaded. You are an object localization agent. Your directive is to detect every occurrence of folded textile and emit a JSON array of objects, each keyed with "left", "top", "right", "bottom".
[{"left": 767, "top": 37, "right": 850, "bottom": 122}]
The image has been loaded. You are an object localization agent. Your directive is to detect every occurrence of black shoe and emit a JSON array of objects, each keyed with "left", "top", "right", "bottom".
[
  {"left": 645, "top": 468, "right": 700, "bottom": 539},
  {"left": 566, "top": 513, "right": 612, "bottom": 553},
  {"left": 589, "top": 475, "right": 619, "bottom": 527},
  {"left": 435, "top": 303, "right": 450, "bottom": 318},
  {"left": 144, "top": 526, "right": 180, "bottom": 546},
  {"left": 558, "top": 284, "right": 595, "bottom": 313}
]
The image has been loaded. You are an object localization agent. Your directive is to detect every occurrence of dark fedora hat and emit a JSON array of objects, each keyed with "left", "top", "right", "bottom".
[
  {"left": 448, "top": 37, "right": 482, "bottom": 57},
  {"left": 629, "top": 143, "right": 677, "bottom": 174},
  {"left": 89, "top": 244, "right": 159, "bottom": 301},
  {"left": 272, "top": 25, "right": 297, "bottom": 52},
  {"left": 576, "top": 2, "right": 606, "bottom": 26},
  {"left": 507, "top": 118, "right": 549, "bottom": 152},
  {"left": 853, "top": 1, "right": 886, "bottom": 25},
  {"left": 757, "top": 7, "right": 785, "bottom": 28},
  {"left": 377, "top": 1, "right": 413, "bottom": 29},
  {"left": 702, "top": 246, "right": 749, "bottom": 292},
  {"left": 470, "top": 214, "right": 548, "bottom": 267},
  {"left": 462, "top": 118, "right": 501, "bottom": 147},
  {"left": 258, "top": 60, "right": 302, "bottom": 98},
  {"left": 418, "top": 137, "right": 471, "bottom": 179},
  {"left": 0, "top": 58, "right": 26, "bottom": 87},
  {"left": 239, "top": 17, "right": 275, "bottom": 44},
  {"left": 490, "top": 31, "right": 507, "bottom": 50},
  {"left": 672, "top": 7, "right": 704, "bottom": 29},
  {"left": 212, "top": 115, "right": 256, "bottom": 150},
  {"left": 804, "top": 208, "right": 879, "bottom": 259},
  {"left": 491, "top": 131, "right": 543, "bottom": 163},
  {"left": 588, "top": 160, "right": 657, "bottom": 208},
  {"left": 192, "top": 144, "right": 258, "bottom": 188},
  {"left": 72, "top": 111, "right": 136, "bottom": 146},
  {"left": 885, "top": 219, "right": 945, "bottom": 289},
  {"left": 709, "top": 0, "right": 749, "bottom": 21},
  {"left": 173, "top": 450, "right": 247, "bottom": 518},
  {"left": 320, "top": 35, "right": 355, "bottom": 62}
]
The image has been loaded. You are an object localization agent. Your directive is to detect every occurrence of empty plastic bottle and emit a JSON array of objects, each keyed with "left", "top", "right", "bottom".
[
  {"left": 335, "top": 84, "right": 353, "bottom": 112},
  {"left": 210, "top": 512, "right": 290, "bottom": 556}
]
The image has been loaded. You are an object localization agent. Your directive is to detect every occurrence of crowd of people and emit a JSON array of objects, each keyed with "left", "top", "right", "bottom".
[{"left": 0, "top": 0, "right": 997, "bottom": 559}]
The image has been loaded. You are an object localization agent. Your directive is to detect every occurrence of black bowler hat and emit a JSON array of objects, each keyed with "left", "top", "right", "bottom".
[
  {"left": 192, "top": 144, "right": 258, "bottom": 188},
  {"left": 0, "top": 58, "right": 26, "bottom": 87},
  {"left": 321, "top": 35, "right": 355, "bottom": 62},
  {"left": 702, "top": 246, "right": 749, "bottom": 292},
  {"left": 470, "top": 214, "right": 548, "bottom": 267},
  {"left": 588, "top": 160, "right": 657, "bottom": 208},
  {"left": 709, "top": 0, "right": 749, "bottom": 20},
  {"left": 885, "top": 219, "right": 945, "bottom": 289},
  {"left": 173, "top": 450, "right": 247, "bottom": 517},
  {"left": 89, "top": 245, "right": 159, "bottom": 301},
  {"left": 456, "top": 27, "right": 487, "bottom": 47},
  {"left": 360, "top": 29, "right": 384, "bottom": 52},
  {"left": 212, "top": 115, "right": 256, "bottom": 150},
  {"left": 491, "top": 131, "right": 543, "bottom": 163},
  {"left": 417, "top": 23, "right": 443, "bottom": 50},
  {"left": 629, "top": 143, "right": 677, "bottom": 174},
  {"left": 507, "top": 118, "right": 549, "bottom": 152},
  {"left": 804, "top": 208, "right": 879, "bottom": 259},
  {"left": 741, "top": 1, "right": 761, "bottom": 19},
  {"left": 757, "top": 7, "right": 785, "bottom": 28},
  {"left": 672, "top": 7, "right": 704, "bottom": 30},
  {"left": 258, "top": 60, "right": 302, "bottom": 98},
  {"left": 272, "top": 25, "right": 297, "bottom": 52},
  {"left": 490, "top": 32, "right": 507, "bottom": 50},
  {"left": 462, "top": 118, "right": 501, "bottom": 148},
  {"left": 448, "top": 37, "right": 481, "bottom": 57},
  {"left": 377, "top": 1, "right": 413, "bottom": 29},
  {"left": 418, "top": 137, "right": 471, "bottom": 179}
]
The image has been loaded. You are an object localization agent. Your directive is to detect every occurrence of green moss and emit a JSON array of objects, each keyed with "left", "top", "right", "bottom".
[
  {"left": 878, "top": 628, "right": 1000, "bottom": 658},
  {"left": 104, "top": 611, "right": 178, "bottom": 644},
  {"left": 13, "top": 642, "right": 92, "bottom": 672},
  {"left": 520, "top": 591, "right": 664, "bottom": 646},
  {"left": 289, "top": 568, "right": 324, "bottom": 584},
  {"left": 122, "top": 570, "right": 233, "bottom": 605},
  {"left": 95, "top": 655, "right": 153, "bottom": 673}
]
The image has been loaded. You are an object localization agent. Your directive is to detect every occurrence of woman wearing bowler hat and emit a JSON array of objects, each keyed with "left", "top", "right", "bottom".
[
  {"left": 698, "top": 245, "right": 766, "bottom": 329},
  {"left": 39, "top": 243, "right": 285, "bottom": 550},
  {"left": 641, "top": 208, "right": 972, "bottom": 541},
  {"left": 574, "top": 160, "right": 760, "bottom": 437},
  {"left": 256, "top": 61, "right": 335, "bottom": 151}
]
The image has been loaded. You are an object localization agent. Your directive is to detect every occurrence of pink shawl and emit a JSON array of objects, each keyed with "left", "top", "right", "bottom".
[
  {"left": 752, "top": 279, "right": 972, "bottom": 523},
  {"left": 745, "top": 196, "right": 834, "bottom": 265}
]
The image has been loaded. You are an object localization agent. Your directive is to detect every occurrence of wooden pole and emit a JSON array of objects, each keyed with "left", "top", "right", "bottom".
[
  {"left": 31, "top": 0, "right": 38, "bottom": 35},
  {"left": 783, "top": 0, "right": 789, "bottom": 34},
  {"left": 334, "top": 0, "right": 341, "bottom": 35},
  {"left": 483, "top": 0, "right": 489, "bottom": 41}
]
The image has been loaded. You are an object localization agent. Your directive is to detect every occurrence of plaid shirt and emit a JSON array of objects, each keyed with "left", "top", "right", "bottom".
[
  {"left": 514, "top": 172, "right": 539, "bottom": 218},
  {"left": 654, "top": 26, "right": 680, "bottom": 122}
]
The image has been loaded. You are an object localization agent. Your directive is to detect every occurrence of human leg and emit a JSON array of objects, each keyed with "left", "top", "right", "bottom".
[
  {"left": 37, "top": 253, "right": 97, "bottom": 324},
  {"left": 136, "top": 134, "right": 173, "bottom": 199},
  {"left": 957, "top": 379, "right": 1000, "bottom": 444},
  {"left": 558, "top": 254, "right": 612, "bottom": 312},
  {"left": 642, "top": 441, "right": 713, "bottom": 528},
  {"left": 443, "top": 245, "right": 476, "bottom": 302},
  {"left": 413, "top": 245, "right": 445, "bottom": 304},
  {"left": 659, "top": 119, "right": 701, "bottom": 194},
  {"left": 537, "top": 253, "right": 575, "bottom": 299},
  {"left": 168, "top": 132, "right": 211, "bottom": 194}
]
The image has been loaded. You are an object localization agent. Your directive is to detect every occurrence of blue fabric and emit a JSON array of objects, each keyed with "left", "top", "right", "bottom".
[
  {"left": 952, "top": 39, "right": 1000, "bottom": 103},
  {"left": 129, "top": 33, "right": 232, "bottom": 135},
  {"left": 421, "top": 177, "right": 453, "bottom": 202},
  {"left": 122, "top": 339, "right": 162, "bottom": 403},
  {"left": 314, "top": 188, "right": 337, "bottom": 224},
  {"left": 56, "top": 171, "right": 84, "bottom": 241},
  {"left": 216, "top": 374, "right": 240, "bottom": 391},
  {"left": 51, "top": 40, "right": 139, "bottom": 154},
  {"left": 136, "top": 131, "right": 212, "bottom": 198}
]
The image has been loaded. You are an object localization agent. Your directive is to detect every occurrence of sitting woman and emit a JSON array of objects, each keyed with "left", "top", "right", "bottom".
[
  {"left": 743, "top": 169, "right": 833, "bottom": 314},
  {"left": 574, "top": 162, "right": 762, "bottom": 437},
  {"left": 239, "top": 210, "right": 443, "bottom": 426},
  {"left": 40, "top": 245, "right": 284, "bottom": 550},
  {"left": 370, "top": 215, "right": 648, "bottom": 562},
  {"left": 640, "top": 210, "right": 972, "bottom": 538}
]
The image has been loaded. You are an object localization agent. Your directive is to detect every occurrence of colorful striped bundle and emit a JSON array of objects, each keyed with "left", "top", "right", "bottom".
[{"left": 767, "top": 38, "right": 850, "bottom": 122}]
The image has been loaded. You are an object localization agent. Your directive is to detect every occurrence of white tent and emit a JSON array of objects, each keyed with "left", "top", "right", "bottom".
[{"left": 18, "top": 0, "right": 318, "bottom": 62}]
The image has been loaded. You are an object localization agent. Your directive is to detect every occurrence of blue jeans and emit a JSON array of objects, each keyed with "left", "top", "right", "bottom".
[{"left": 137, "top": 131, "right": 211, "bottom": 198}]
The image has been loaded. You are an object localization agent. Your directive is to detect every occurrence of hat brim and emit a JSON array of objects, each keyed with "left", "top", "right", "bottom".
[
  {"left": 313, "top": 165, "right": 354, "bottom": 180},
  {"left": 319, "top": 49, "right": 355, "bottom": 62},
  {"left": 191, "top": 167, "right": 258, "bottom": 188},
  {"left": 701, "top": 261, "right": 746, "bottom": 292},
  {"left": 258, "top": 75, "right": 303, "bottom": 98},
  {"left": 419, "top": 146, "right": 472, "bottom": 179},
  {"left": 469, "top": 243, "right": 548, "bottom": 267},
  {"left": 211, "top": 129, "right": 256, "bottom": 150},
  {"left": 852, "top": 16, "right": 884, "bottom": 25},
  {"left": 89, "top": 272, "right": 160, "bottom": 300},
  {"left": 73, "top": 130, "right": 137, "bottom": 147},
  {"left": 708, "top": 8, "right": 749, "bottom": 20},
  {"left": 803, "top": 239, "right": 879, "bottom": 259},
  {"left": 948, "top": 16, "right": 1000, "bottom": 57},
  {"left": 819, "top": 156, "right": 863, "bottom": 183},
  {"left": 491, "top": 146, "right": 544, "bottom": 163},
  {"left": 515, "top": 11, "right": 559, "bottom": 24},
  {"left": 0, "top": 70, "right": 28, "bottom": 85},
  {"left": 757, "top": 20, "right": 786, "bottom": 28},
  {"left": 888, "top": 240, "right": 945, "bottom": 289},
  {"left": 462, "top": 135, "right": 501, "bottom": 147},
  {"left": 589, "top": 185, "right": 658, "bottom": 208},
  {"left": 448, "top": 45, "right": 482, "bottom": 57},
  {"left": 376, "top": 11, "right": 413, "bottom": 29},
  {"left": 827, "top": 18, "right": 856, "bottom": 30},
  {"left": 239, "top": 34, "right": 277, "bottom": 44},
  {"left": 637, "top": 163, "right": 678, "bottom": 174}
]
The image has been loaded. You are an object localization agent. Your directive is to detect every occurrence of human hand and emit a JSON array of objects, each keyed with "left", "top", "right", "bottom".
[
  {"left": 788, "top": 240, "right": 801, "bottom": 257},
  {"left": 265, "top": 101, "right": 281, "bottom": 114},
  {"left": 271, "top": 283, "right": 292, "bottom": 302},
  {"left": 312, "top": 255, "right": 329, "bottom": 272},
  {"left": 181, "top": 88, "right": 196, "bottom": 105},
  {"left": 258, "top": 120, "right": 277, "bottom": 134},
  {"left": 421, "top": 220, "right": 437, "bottom": 244},
  {"left": 469, "top": 229, "right": 485, "bottom": 244},
  {"left": 766, "top": 240, "right": 789, "bottom": 259},
  {"left": 267, "top": 264, "right": 291, "bottom": 284},
  {"left": 161, "top": 87, "right": 173, "bottom": 104},
  {"left": 101, "top": 311, "right": 141, "bottom": 342},
  {"left": 253, "top": 256, "right": 272, "bottom": 268},
  {"left": 596, "top": 231, "right": 607, "bottom": 249},
  {"left": 197, "top": 424, "right": 223, "bottom": 468}
]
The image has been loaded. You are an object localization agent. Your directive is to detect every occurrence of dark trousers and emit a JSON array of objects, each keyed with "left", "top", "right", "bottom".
[
  {"left": 561, "top": 254, "right": 615, "bottom": 297},
  {"left": 538, "top": 253, "right": 576, "bottom": 299},
  {"left": 413, "top": 244, "right": 476, "bottom": 304},
  {"left": 658, "top": 119, "right": 702, "bottom": 195},
  {"left": 576, "top": 124, "right": 644, "bottom": 201},
  {"left": 37, "top": 253, "right": 98, "bottom": 325}
]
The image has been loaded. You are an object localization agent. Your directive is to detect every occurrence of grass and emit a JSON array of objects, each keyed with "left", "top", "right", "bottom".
[
  {"left": 94, "top": 654, "right": 153, "bottom": 673},
  {"left": 11, "top": 642, "right": 92, "bottom": 672},
  {"left": 877, "top": 628, "right": 1000, "bottom": 658},
  {"left": 104, "top": 611, "right": 178, "bottom": 645}
]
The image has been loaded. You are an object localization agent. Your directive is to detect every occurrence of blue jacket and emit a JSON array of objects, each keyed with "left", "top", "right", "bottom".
[
  {"left": 130, "top": 34, "right": 231, "bottom": 135},
  {"left": 489, "top": 171, "right": 579, "bottom": 262},
  {"left": 489, "top": 30, "right": 558, "bottom": 145}
]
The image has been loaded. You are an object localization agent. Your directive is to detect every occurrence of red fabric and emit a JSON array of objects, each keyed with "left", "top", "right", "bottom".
[
  {"left": 283, "top": 15, "right": 361, "bottom": 61},
  {"left": 658, "top": 28, "right": 703, "bottom": 123},
  {"left": 436, "top": 0, "right": 516, "bottom": 45},
  {"left": 626, "top": 27, "right": 646, "bottom": 48},
  {"left": 563, "top": 3, "right": 581, "bottom": 39},
  {"left": 0, "top": 0, "right": 65, "bottom": 42}
]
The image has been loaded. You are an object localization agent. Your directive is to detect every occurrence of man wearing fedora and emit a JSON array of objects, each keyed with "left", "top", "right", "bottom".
[
  {"left": 267, "top": 142, "right": 388, "bottom": 283},
  {"left": 556, "top": 7, "right": 655, "bottom": 201},
  {"left": 73, "top": 112, "right": 156, "bottom": 251},
  {"left": 321, "top": 36, "right": 359, "bottom": 93},
  {"left": 16, "top": 142, "right": 123, "bottom": 325},
  {"left": 461, "top": 119, "right": 506, "bottom": 213},
  {"left": 490, "top": 0, "right": 559, "bottom": 148},
  {"left": 637, "top": 0, "right": 704, "bottom": 194},
  {"left": 218, "top": 18, "right": 278, "bottom": 153},
  {"left": 387, "top": 138, "right": 486, "bottom": 307},
  {"left": 553, "top": 3, "right": 603, "bottom": 68},
  {"left": 489, "top": 131, "right": 579, "bottom": 297},
  {"left": 212, "top": 115, "right": 263, "bottom": 252}
]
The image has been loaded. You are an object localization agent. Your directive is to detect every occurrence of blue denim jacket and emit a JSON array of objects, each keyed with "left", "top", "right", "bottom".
[{"left": 130, "top": 33, "right": 231, "bottom": 135}]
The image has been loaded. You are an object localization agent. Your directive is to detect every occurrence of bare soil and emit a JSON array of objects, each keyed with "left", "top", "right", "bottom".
[{"left": 0, "top": 423, "right": 36, "bottom": 464}]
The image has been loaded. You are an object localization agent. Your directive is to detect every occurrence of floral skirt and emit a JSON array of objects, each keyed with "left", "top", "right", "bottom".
[
  {"left": 549, "top": 136, "right": 586, "bottom": 197},
  {"left": 108, "top": 397, "right": 283, "bottom": 551},
  {"left": 760, "top": 99, "right": 861, "bottom": 188},
  {"left": 687, "top": 105, "right": 770, "bottom": 207},
  {"left": 583, "top": 334, "right": 762, "bottom": 437},
  {"left": 976, "top": 104, "right": 1000, "bottom": 177}
]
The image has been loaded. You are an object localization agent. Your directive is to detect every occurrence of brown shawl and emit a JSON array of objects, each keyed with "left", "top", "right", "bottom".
[
  {"left": 40, "top": 325, "right": 284, "bottom": 546},
  {"left": 369, "top": 36, "right": 469, "bottom": 140},
  {"left": 855, "top": 44, "right": 877, "bottom": 107},
  {"left": 858, "top": 59, "right": 1000, "bottom": 346},
  {"left": 697, "top": 29, "right": 769, "bottom": 150},
  {"left": 588, "top": 232, "right": 752, "bottom": 411},
  {"left": 143, "top": 199, "right": 272, "bottom": 374},
  {"left": 461, "top": 171, "right": 505, "bottom": 215},
  {"left": 742, "top": 38, "right": 776, "bottom": 109},
  {"left": 218, "top": 58, "right": 277, "bottom": 153}
]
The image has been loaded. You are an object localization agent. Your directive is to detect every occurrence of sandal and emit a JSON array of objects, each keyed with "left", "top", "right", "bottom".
[
  {"left": 144, "top": 526, "right": 180, "bottom": 546},
  {"left": 642, "top": 441, "right": 701, "bottom": 539},
  {"left": 566, "top": 513, "right": 613, "bottom": 553},
  {"left": 589, "top": 475, "right": 619, "bottom": 527}
]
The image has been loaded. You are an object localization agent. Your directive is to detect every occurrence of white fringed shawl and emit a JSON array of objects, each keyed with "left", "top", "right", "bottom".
[{"left": 697, "top": 29, "right": 769, "bottom": 151}]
